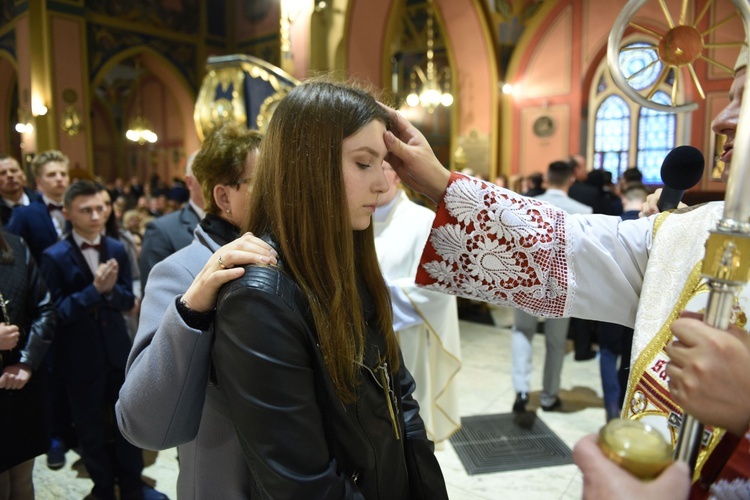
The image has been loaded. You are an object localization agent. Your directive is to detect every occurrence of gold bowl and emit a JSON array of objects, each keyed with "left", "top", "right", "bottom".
[{"left": 598, "top": 419, "right": 673, "bottom": 479}]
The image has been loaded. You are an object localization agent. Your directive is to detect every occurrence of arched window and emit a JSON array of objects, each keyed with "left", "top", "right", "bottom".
[
  {"left": 593, "top": 95, "right": 630, "bottom": 179},
  {"left": 637, "top": 91, "right": 676, "bottom": 183},
  {"left": 588, "top": 42, "right": 683, "bottom": 184}
]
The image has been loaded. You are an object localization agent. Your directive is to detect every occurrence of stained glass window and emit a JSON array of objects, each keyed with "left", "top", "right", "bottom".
[
  {"left": 593, "top": 95, "right": 630, "bottom": 180},
  {"left": 619, "top": 42, "right": 662, "bottom": 91},
  {"left": 591, "top": 42, "right": 680, "bottom": 185},
  {"left": 637, "top": 91, "right": 676, "bottom": 183}
]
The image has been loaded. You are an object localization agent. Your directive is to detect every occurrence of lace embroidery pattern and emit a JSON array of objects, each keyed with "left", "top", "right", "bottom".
[{"left": 419, "top": 175, "right": 571, "bottom": 317}]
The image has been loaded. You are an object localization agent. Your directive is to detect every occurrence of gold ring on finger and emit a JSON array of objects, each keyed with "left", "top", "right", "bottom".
[{"left": 218, "top": 255, "right": 227, "bottom": 269}]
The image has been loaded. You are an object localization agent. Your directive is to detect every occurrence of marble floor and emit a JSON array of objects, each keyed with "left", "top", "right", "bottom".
[{"left": 32, "top": 306, "right": 608, "bottom": 499}]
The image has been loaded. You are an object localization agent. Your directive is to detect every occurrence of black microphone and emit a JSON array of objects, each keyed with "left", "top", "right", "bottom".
[{"left": 657, "top": 145, "right": 705, "bottom": 211}]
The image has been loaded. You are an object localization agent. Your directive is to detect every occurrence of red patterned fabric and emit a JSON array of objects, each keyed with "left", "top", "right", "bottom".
[
  {"left": 690, "top": 433, "right": 750, "bottom": 499},
  {"left": 416, "top": 173, "right": 572, "bottom": 318}
]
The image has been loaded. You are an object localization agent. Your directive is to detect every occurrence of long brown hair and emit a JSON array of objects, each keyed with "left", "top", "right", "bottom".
[{"left": 244, "top": 80, "right": 397, "bottom": 404}]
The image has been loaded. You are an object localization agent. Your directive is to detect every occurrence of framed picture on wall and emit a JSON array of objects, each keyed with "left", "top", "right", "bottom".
[
  {"left": 711, "top": 133, "right": 727, "bottom": 181},
  {"left": 532, "top": 115, "right": 555, "bottom": 138}
]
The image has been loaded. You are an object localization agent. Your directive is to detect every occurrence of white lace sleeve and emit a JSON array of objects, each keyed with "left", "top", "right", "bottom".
[
  {"left": 417, "top": 174, "right": 573, "bottom": 317},
  {"left": 416, "top": 173, "right": 653, "bottom": 326}
]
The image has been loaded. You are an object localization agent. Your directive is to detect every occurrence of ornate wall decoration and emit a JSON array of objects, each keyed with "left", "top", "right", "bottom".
[
  {"left": 486, "top": 0, "right": 545, "bottom": 78},
  {"left": 0, "top": 29, "right": 15, "bottom": 60},
  {"left": 532, "top": 115, "right": 555, "bottom": 137},
  {"left": 1, "top": 0, "right": 14, "bottom": 27},
  {"left": 88, "top": 23, "right": 198, "bottom": 90},
  {"left": 61, "top": 88, "right": 83, "bottom": 137},
  {"left": 456, "top": 129, "right": 490, "bottom": 177},
  {"left": 85, "top": 0, "right": 200, "bottom": 34},
  {"left": 194, "top": 54, "right": 297, "bottom": 140}
]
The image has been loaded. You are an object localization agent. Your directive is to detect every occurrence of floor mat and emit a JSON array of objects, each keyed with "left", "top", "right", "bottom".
[{"left": 449, "top": 413, "right": 574, "bottom": 475}]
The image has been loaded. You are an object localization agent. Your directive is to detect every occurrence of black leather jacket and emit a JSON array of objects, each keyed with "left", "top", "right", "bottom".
[
  {"left": 0, "top": 232, "right": 56, "bottom": 370},
  {"left": 213, "top": 248, "right": 448, "bottom": 499}
]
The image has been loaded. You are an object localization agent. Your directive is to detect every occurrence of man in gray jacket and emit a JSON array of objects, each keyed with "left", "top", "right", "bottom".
[
  {"left": 117, "top": 128, "right": 275, "bottom": 498},
  {"left": 138, "top": 156, "right": 204, "bottom": 295},
  {"left": 511, "top": 160, "right": 592, "bottom": 413}
]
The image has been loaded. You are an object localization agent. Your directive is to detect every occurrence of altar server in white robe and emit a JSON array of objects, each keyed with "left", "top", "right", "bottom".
[{"left": 373, "top": 161, "right": 462, "bottom": 443}]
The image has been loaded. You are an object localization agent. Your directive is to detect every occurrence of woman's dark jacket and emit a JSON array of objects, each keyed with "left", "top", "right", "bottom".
[
  {"left": 0, "top": 231, "right": 56, "bottom": 471},
  {"left": 213, "top": 240, "right": 448, "bottom": 499}
]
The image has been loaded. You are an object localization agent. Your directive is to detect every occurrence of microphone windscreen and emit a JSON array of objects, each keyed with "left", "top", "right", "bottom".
[{"left": 660, "top": 145, "right": 705, "bottom": 190}]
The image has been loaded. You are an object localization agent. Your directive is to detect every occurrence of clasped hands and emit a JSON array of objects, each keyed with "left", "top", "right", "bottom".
[{"left": 94, "top": 258, "right": 119, "bottom": 295}]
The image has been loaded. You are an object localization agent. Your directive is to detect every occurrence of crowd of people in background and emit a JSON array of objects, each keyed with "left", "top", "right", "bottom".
[
  {"left": 103, "top": 174, "right": 191, "bottom": 244},
  {"left": 494, "top": 159, "right": 651, "bottom": 218},
  {"left": 494, "top": 161, "right": 654, "bottom": 420},
  {"left": 0, "top": 151, "right": 174, "bottom": 500},
  {"left": 487, "top": 161, "right": 654, "bottom": 422}
]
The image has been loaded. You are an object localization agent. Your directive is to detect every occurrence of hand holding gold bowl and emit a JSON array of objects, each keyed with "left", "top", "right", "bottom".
[{"left": 598, "top": 419, "right": 674, "bottom": 480}]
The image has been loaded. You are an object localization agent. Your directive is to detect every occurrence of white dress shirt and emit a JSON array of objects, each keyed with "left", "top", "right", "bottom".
[
  {"left": 72, "top": 231, "right": 102, "bottom": 276},
  {"left": 42, "top": 195, "right": 66, "bottom": 237},
  {"left": 2, "top": 192, "right": 29, "bottom": 208}
]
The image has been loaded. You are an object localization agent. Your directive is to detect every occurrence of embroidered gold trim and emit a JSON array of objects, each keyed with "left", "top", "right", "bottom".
[
  {"left": 624, "top": 261, "right": 728, "bottom": 480},
  {"left": 400, "top": 285, "right": 462, "bottom": 439},
  {"left": 652, "top": 210, "right": 672, "bottom": 237}
]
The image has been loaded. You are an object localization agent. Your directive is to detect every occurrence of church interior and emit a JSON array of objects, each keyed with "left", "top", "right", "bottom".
[{"left": 1, "top": 0, "right": 747, "bottom": 498}]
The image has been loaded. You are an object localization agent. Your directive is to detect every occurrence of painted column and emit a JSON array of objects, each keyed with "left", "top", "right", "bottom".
[
  {"left": 15, "top": 0, "right": 90, "bottom": 171},
  {"left": 26, "top": 0, "right": 56, "bottom": 152},
  {"left": 50, "top": 10, "right": 90, "bottom": 172}
]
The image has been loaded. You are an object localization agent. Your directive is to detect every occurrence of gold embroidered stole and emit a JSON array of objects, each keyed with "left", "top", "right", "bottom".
[
  {"left": 623, "top": 202, "right": 742, "bottom": 479},
  {"left": 624, "top": 262, "right": 723, "bottom": 478}
]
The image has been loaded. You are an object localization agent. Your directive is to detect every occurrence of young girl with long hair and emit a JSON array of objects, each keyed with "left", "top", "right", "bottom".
[{"left": 212, "top": 80, "right": 447, "bottom": 499}]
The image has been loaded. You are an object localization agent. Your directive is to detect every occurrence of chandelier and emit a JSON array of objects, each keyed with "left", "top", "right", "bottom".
[
  {"left": 126, "top": 59, "right": 158, "bottom": 145},
  {"left": 405, "top": 0, "right": 453, "bottom": 113}
]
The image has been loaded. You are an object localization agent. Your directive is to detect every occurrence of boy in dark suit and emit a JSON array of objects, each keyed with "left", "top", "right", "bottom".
[
  {"left": 40, "top": 181, "right": 165, "bottom": 500},
  {"left": 6, "top": 150, "right": 70, "bottom": 264}
]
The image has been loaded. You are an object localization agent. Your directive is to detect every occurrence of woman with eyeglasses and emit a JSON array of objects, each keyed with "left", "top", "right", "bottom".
[{"left": 116, "top": 122, "right": 277, "bottom": 498}]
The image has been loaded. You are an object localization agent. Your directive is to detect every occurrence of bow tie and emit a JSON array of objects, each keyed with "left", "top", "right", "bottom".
[
  {"left": 80, "top": 242, "right": 101, "bottom": 251},
  {"left": 47, "top": 203, "right": 63, "bottom": 212}
]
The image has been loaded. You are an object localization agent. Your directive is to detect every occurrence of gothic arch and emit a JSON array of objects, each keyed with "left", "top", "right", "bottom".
[
  {"left": 89, "top": 46, "right": 200, "bottom": 181},
  {"left": 346, "top": 0, "right": 498, "bottom": 171},
  {"left": 91, "top": 46, "right": 199, "bottom": 156}
]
